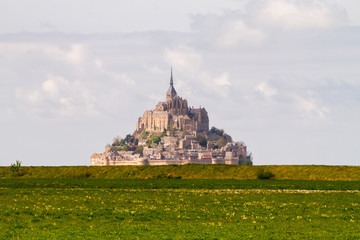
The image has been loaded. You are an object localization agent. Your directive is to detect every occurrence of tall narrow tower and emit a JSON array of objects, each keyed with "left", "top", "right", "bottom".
[{"left": 166, "top": 67, "right": 177, "bottom": 101}]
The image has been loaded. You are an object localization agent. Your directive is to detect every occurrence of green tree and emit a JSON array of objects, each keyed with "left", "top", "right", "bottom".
[
  {"left": 216, "top": 137, "right": 226, "bottom": 148},
  {"left": 121, "top": 145, "right": 131, "bottom": 151},
  {"left": 223, "top": 133, "right": 232, "bottom": 142},
  {"left": 134, "top": 145, "right": 144, "bottom": 156},
  {"left": 125, "top": 134, "right": 134, "bottom": 144},
  {"left": 141, "top": 131, "right": 149, "bottom": 140},
  {"left": 239, "top": 157, "right": 253, "bottom": 165},
  {"left": 112, "top": 137, "right": 121, "bottom": 146},
  {"left": 112, "top": 136, "right": 126, "bottom": 147},
  {"left": 152, "top": 134, "right": 161, "bottom": 144},
  {"left": 196, "top": 134, "right": 207, "bottom": 148},
  {"left": 209, "top": 127, "right": 224, "bottom": 136}
]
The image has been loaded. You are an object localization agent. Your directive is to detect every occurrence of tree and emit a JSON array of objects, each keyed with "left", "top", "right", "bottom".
[
  {"left": 125, "top": 134, "right": 134, "bottom": 144},
  {"left": 216, "top": 137, "right": 226, "bottom": 148},
  {"left": 141, "top": 131, "right": 149, "bottom": 140},
  {"left": 121, "top": 145, "right": 130, "bottom": 151},
  {"left": 223, "top": 133, "right": 232, "bottom": 143},
  {"left": 112, "top": 137, "right": 121, "bottom": 146},
  {"left": 196, "top": 134, "right": 207, "bottom": 148},
  {"left": 210, "top": 127, "right": 224, "bottom": 136},
  {"left": 134, "top": 145, "right": 144, "bottom": 156},
  {"left": 239, "top": 157, "right": 253, "bottom": 165},
  {"left": 152, "top": 134, "right": 161, "bottom": 144},
  {"left": 112, "top": 136, "right": 126, "bottom": 146}
]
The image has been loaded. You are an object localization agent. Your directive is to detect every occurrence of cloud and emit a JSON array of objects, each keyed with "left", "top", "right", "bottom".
[
  {"left": 15, "top": 75, "right": 98, "bottom": 118},
  {"left": 191, "top": 11, "right": 265, "bottom": 48},
  {"left": 94, "top": 59, "right": 135, "bottom": 86},
  {"left": 295, "top": 91, "right": 330, "bottom": 118},
  {"left": 164, "top": 45, "right": 203, "bottom": 75},
  {"left": 247, "top": 0, "right": 348, "bottom": 30},
  {"left": 0, "top": 43, "right": 84, "bottom": 65},
  {"left": 255, "top": 81, "right": 278, "bottom": 97},
  {"left": 15, "top": 88, "right": 42, "bottom": 104},
  {"left": 216, "top": 20, "right": 265, "bottom": 47},
  {"left": 42, "top": 76, "right": 66, "bottom": 96},
  {"left": 164, "top": 45, "right": 231, "bottom": 98},
  {"left": 189, "top": 0, "right": 347, "bottom": 49}
]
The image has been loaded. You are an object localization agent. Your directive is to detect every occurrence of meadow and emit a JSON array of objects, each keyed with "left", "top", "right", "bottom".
[
  {"left": 0, "top": 178, "right": 359, "bottom": 239},
  {"left": 1, "top": 164, "right": 360, "bottom": 180}
]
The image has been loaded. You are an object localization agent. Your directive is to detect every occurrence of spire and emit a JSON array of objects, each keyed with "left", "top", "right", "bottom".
[
  {"left": 166, "top": 66, "right": 177, "bottom": 99},
  {"left": 170, "top": 66, "right": 173, "bottom": 85}
]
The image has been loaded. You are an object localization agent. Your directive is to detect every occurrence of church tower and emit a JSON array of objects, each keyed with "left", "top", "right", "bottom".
[{"left": 166, "top": 68, "right": 177, "bottom": 101}]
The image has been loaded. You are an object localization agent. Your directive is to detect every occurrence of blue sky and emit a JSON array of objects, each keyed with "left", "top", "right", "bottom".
[{"left": 0, "top": 0, "right": 359, "bottom": 166}]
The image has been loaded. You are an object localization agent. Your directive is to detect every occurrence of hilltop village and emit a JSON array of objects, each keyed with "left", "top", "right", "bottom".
[{"left": 91, "top": 70, "right": 252, "bottom": 166}]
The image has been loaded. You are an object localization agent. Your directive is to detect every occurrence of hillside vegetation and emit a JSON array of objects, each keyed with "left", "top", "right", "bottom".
[{"left": 1, "top": 164, "right": 360, "bottom": 181}]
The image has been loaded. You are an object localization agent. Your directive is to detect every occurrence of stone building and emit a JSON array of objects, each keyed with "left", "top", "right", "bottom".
[
  {"left": 90, "top": 69, "right": 251, "bottom": 166},
  {"left": 136, "top": 70, "right": 209, "bottom": 135}
]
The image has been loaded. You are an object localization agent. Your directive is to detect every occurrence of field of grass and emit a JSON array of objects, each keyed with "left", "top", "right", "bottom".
[
  {"left": 1, "top": 164, "right": 360, "bottom": 181},
  {"left": 0, "top": 179, "right": 359, "bottom": 239}
]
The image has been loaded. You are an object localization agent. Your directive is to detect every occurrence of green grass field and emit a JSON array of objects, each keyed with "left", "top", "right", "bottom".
[
  {"left": 1, "top": 178, "right": 359, "bottom": 239},
  {"left": 1, "top": 164, "right": 360, "bottom": 181}
]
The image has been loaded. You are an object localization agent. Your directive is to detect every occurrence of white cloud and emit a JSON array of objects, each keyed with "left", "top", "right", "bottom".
[
  {"left": 42, "top": 75, "right": 69, "bottom": 96},
  {"left": 0, "top": 43, "right": 84, "bottom": 65},
  {"left": 164, "top": 45, "right": 232, "bottom": 97},
  {"left": 213, "top": 72, "right": 231, "bottom": 87},
  {"left": 15, "top": 88, "right": 41, "bottom": 103},
  {"left": 191, "top": 12, "right": 265, "bottom": 48},
  {"left": 294, "top": 91, "right": 330, "bottom": 118},
  {"left": 144, "top": 64, "right": 165, "bottom": 75},
  {"left": 255, "top": 81, "right": 278, "bottom": 97},
  {"left": 247, "top": 0, "right": 348, "bottom": 30},
  {"left": 94, "top": 59, "right": 135, "bottom": 86},
  {"left": 217, "top": 20, "right": 265, "bottom": 47},
  {"left": 164, "top": 45, "right": 203, "bottom": 75},
  {"left": 95, "top": 59, "right": 103, "bottom": 69},
  {"left": 15, "top": 75, "right": 98, "bottom": 118}
]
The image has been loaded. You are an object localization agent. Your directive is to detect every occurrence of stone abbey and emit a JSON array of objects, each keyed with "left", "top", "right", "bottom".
[
  {"left": 90, "top": 70, "right": 252, "bottom": 166},
  {"left": 135, "top": 69, "right": 209, "bottom": 135}
]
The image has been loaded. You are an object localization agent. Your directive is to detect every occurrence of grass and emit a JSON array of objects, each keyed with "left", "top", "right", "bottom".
[
  {"left": 1, "top": 164, "right": 360, "bottom": 181},
  {"left": 1, "top": 165, "right": 359, "bottom": 239},
  {"left": 0, "top": 179, "right": 359, "bottom": 239},
  {"left": 1, "top": 178, "right": 360, "bottom": 190}
]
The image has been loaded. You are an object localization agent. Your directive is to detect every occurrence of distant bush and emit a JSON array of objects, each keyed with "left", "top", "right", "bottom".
[
  {"left": 10, "top": 160, "right": 24, "bottom": 177},
  {"left": 155, "top": 173, "right": 182, "bottom": 179},
  {"left": 257, "top": 168, "right": 275, "bottom": 180}
]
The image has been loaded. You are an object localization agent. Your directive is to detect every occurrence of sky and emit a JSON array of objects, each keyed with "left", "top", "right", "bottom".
[{"left": 0, "top": 0, "right": 359, "bottom": 166}]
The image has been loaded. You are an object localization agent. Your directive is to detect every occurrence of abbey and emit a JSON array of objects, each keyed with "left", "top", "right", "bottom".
[
  {"left": 135, "top": 70, "right": 209, "bottom": 135},
  {"left": 90, "top": 69, "right": 252, "bottom": 166}
]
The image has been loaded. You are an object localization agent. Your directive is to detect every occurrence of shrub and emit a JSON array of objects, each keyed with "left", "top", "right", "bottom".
[
  {"left": 10, "top": 160, "right": 25, "bottom": 177},
  {"left": 257, "top": 168, "right": 275, "bottom": 180}
]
